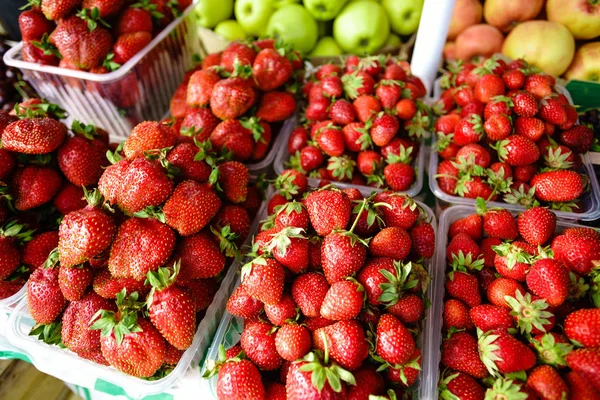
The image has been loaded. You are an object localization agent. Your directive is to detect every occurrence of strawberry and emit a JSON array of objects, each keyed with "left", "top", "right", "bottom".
[
  {"left": 113, "top": 32, "right": 152, "bottom": 64},
  {"left": 264, "top": 293, "right": 297, "bottom": 326},
  {"left": 285, "top": 351, "right": 353, "bottom": 399},
  {"left": 58, "top": 264, "right": 93, "bottom": 301},
  {"left": 526, "top": 365, "right": 569, "bottom": 400},
  {"left": 442, "top": 331, "right": 488, "bottom": 378},
  {"left": 214, "top": 205, "right": 251, "bottom": 244},
  {"left": 274, "top": 201, "right": 309, "bottom": 231},
  {"left": 62, "top": 292, "right": 115, "bottom": 355},
  {"left": 493, "top": 135, "right": 540, "bottom": 166},
  {"left": 551, "top": 232, "right": 600, "bottom": 275},
  {"left": 298, "top": 145, "right": 324, "bottom": 172},
  {"left": 479, "top": 329, "right": 537, "bottom": 375},
  {"left": 313, "top": 320, "right": 369, "bottom": 371},
  {"left": 58, "top": 132, "right": 108, "bottom": 187},
  {"left": 514, "top": 116, "right": 545, "bottom": 142},
  {"left": 257, "top": 91, "right": 296, "bottom": 122},
  {"left": 566, "top": 348, "right": 600, "bottom": 392},
  {"left": 396, "top": 98, "right": 418, "bottom": 120},
  {"left": 564, "top": 309, "right": 600, "bottom": 347},
  {"left": 165, "top": 143, "right": 210, "bottom": 182},
  {"left": 186, "top": 69, "right": 221, "bottom": 108},
  {"left": 42, "top": 0, "right": 81, "bottom": 20},
  {"left": 320, "top": 279, "right": 364, "bottom": 321},
  {"left": 215, "top": 357, "right": 265, "bottom": 400},
  {"left": 353, "top": 95, "right": 381, "bottom": 123},
  {"left": 179, "top": 109, "right": 220, "bottom": 143},
  {"left": 291, "top": 272, "right": 329, "bottom": 318},
  {"left": 226, "top": 284, "right": 264, "bottom": 320},
  {"left": 108, "top": 217, "right": 176, "bottom": 281},
  {"left": 531, "top": 170, "right": 584, "bottom": 203},
  {"left": 517, "top": 206, "right": 556, "bottom": 245},
  {"left": 117, "top": 158, "right": 174, "bottom": 215},
  {"left": 241, "top": 320, "right": 282, "bottom": 370},
  {"left": 370, "top": 227, "right": 412, "bottom": 260},
  {"left": 503, "top": 69, "right": 525, "bottom": 89},
  {"left": 438, "top": 372, "right": 486, "bottom": 400},
  {"left": 376, "top": 81, "right": 402, "bottom": 111},
  {"left": 383, "top": 162, "right": 415, "bottom": 192},
  {"left": 220, "top": 42, "right": 257, "bottom": 72},
  {"left": 27, "top": 264, "right": 67, "bottom": 325},
  {"left": 210, "top": 77, "right": 257, "bottom": 121},
  {"left": 560, "top": 125, "right": 594, "bottom": 154},
  {"left": 483, "top": 114, "right": 512, "bottom": 141},
  {"left": 316, "top": 125, "right": 344, "bottom": 157},
  {"left": 487, "top": 278, "right": 525, "bottom": 308},
  {"left": 374, "top": 192, "right": 421, "bottom": 229},
  {"left": 347, "top": 367, "right": 385, "bottom": 399},
  {"left": 162, "top": 180, "right": 221, "bottom": 236},
  {"left": 123, "top": 121, "right": 177, "bottom": 159},
  {"left": 147, "top": 265, "right": 196, "bottom": 350},
  {"left": 370, "top": 112, "right": 399, "bottom": 147},
  {"left": 454, "top": 114, "right": 484, "bottom": 146},
  {"left": 526, "top": 258, "right": 570, "bottom": 306},
  {"left": 11, "top": 166, "right": 62, "bottom": 211},
  {"left": 304, "top": 188, "right": 351, "bottom": 237},
  {"left": 565, "top": 371, "right": 600, "bottom": 400},
  {"left": 19, "top": 9, "right": 55, "bottom": 42},
  {"left": 539, "top": 96, "right": 567, "bottom": 125},
  {"left": 241, "top": 257, "right": 285, "bottom": 305},
  {"left": 178, "top": 278, "right": 217, "bottom": 312},
  {"left": 93, "top": 268, "right": 147, "bottom": 299},
  {"left": 252, "top": 48, "right": 292, "bottom": 91},
  {"left": 525, "top": 75, "right": 554, "bottom": 98},
  {"left": 210, "top": 120, "right": 255, "bottom": 161},
  {"left": 450, "top": 214, "right": 483, "bottom": 241},
  {"left": 469, "top": 304, "right": 514, "bottom": 332},
  {"left": 329, "top": 100, "right": 355, "bottom": 126},
  {"left": 484, "top": 96, "right": 513, "bottom": 119},
  {"left": 117, "top": 7, "right": 153, "bottom": 35},
  {"left": 476, "top": 200, "right": 518, "bottom": 240},
  {"left": 474, "top": 74, "right": 505, "bottom": 103},
  {"left": 447, "top": 232, "right": 481, "bottom": 263},
  {"left": 268, "top": 227, "right": 309, "bottom": 274},
  {"left": 275, "top": 323, "right": 311, "bottom": 362},
  {"left": 436, "top": 159, "right": 460, "bottom": 195},
  {"left": 287, "top": 126, "right": 309, "bottom": 154},
  {"left": 512, "top": 91, "right": 539, "bottom": 117},
  {"left": 443, "top": 298, "right": 474, "bottom": 331},
  {"left": 2, "top": 117, "right": 67, "bottom": 154},
  {"left": 321, "top": 230, "right": 367, "bottom": 284},
  {"left": 446, "top": 271, "right": 481, "bottom": 307},
  {"left": 357, "top": 150, "right": 382, "bottom": 175},
  {"left": 22, "top": 231, "right": 59, "bottom": 272},
  {"left": 376, "top": 313, "right": 415, "bottom": 366},
  {"left": 58, "top": 191, "right": 116, "bottom": 268},
  {"left": 410, "top": 220, "right": 435, "bottom": 259}
]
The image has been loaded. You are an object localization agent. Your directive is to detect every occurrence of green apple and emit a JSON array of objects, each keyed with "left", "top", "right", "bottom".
[
  {"left": 382, "top": 0, "right": 424, "bottom": 36},
  {"left": 214, "top": 20, "right": 247, "bottom": 41},
  {"left": 269, "top": 0, "right": 300, "bottom": 8},
  {"left": 350, "top": 0, "right": 380, "bottom": 2},
  {"left": 384, "top": 33, "right": 401, "bottom": 48},
  {"left": 234, "top": 0, "right": 275, "bottom": 37},
  {"left": 333, "top": 1, "right": 390, "bottom": 55},
  {"left": 304, "top": 0, "right": 348, "bottom": 21},
  {"left": 266, "top": 4, "right": 319, "bottom": 54},
  {"left": 195, "top": 0, "right": 233, "bottom": 28},
  {"left": 310, "top": 36, "right": 343, "bottom": 56}
]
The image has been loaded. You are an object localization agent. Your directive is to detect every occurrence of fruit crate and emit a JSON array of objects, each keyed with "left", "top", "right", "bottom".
[
  {"left": 429, "top": 79, "right": 600, "bottom": 221},
  {"left": 3, "top": 4, "right": 202, "bottom": 142},
  {"left": 199, "top": 185, "right": 438, "bottom": 399},
  {"left": 3, "top": 210, "right": 266, "bottom": 399},
  {"left": 425, "top": 205, "right": 598, "bottom": 399}
]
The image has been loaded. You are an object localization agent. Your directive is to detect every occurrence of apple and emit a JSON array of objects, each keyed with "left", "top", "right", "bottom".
[
  {"left": 333, "top": 1, "right": 389, "bottom": 55},
  {"left": 214, "top": 20, "right": 247, "bottom": 41},
  {"left": 304, "top": 0, "right": 348, "bottom": 21},
  {"left": 269, "top": 0, "right": 300, "bottom": 9},
  {"left": 266, "top": 4, "right": 318, "bottom": 54},
  {"left": 547, "top": 0, "right": 600, "bottom": 40},
  {"left": 195, "top": 0, "right": 233, "bottom": 28},
  {"left": 454, "top": 24, "right": 504, "bottom": 61},
  {"left": 447, "top": 0, "right": 482, "bottom": 40},
  {"left": 565, "top": 42, "right": 600, "bottom": 82},
  {"left": 484, "top": 0, "right": 544, "bottom": 32},
  {"left": 382, "top": 0, "right": 424, "bottom": 36},
  {"left": 234, "top": 0, "right": 275, "bottom": 37},
  {"left": 384, "top": 33, "right": 402, "bottom": 49},
  {"left": 444, "top": 42, "right": 458, "bottom": 60},
  {"left": 310, "top": 36, "right": 343, "bottom": 56},
  {"left": 503, "top": 21, "right": 575, "bottom": 77}
]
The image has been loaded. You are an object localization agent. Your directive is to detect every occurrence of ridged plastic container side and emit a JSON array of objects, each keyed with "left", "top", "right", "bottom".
[
  {"left": 200, "top": 186, "right": 437, "bottom": 400},
  {"left": 429, "top": 80, "right": 600, "bottom": 221},
  {"left": 3, "top": 5, "right": 202, "bottom": 142},
  {"left": 4, "top": 204, "right": 266, "bottom": 399}
]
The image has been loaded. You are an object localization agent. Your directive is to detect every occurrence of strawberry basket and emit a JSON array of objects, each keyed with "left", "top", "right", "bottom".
[
  {"left": 3, "top": 4, "right": 202, "bottom": 142},
  {"left": 426, "top": 205, "right": 600, "bottom": 398},
  {"left": 200, "top": 184, "right": 438, "bottom": 400}
]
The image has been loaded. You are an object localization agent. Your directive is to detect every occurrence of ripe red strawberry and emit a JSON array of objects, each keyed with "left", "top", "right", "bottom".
[
  {"left": 62, "top": 292, "right": 115, "bottom": 355},
  {"left": 493, "top": 135, "right": 540, "bottom": 166},
  {"left": 356, "top": 150, "right": 382, "bottom": 175},
  {"left": 285, "top": 351, "right": 352, "bottom": 399},
  {"left": 186, "top": 69, "right": 221, "bottom": 108},
  {"left": 257, "top": 91, "right": 296, "bottom": 122},
  {"left": 483, "top": 114, "right": 512, "bottom": 141},
  {"left": 275, "top": 323, "right": 311, "bottom": 362},
  {"left": 58, "top": 194, "right": 116, "bottom": 268},
  {"left": 396, "top": 98, "right": 418, "bottom": 120},
  {"left": 58, "top": 133, "right": 108, "bottom": 187},
  {"left": 241, "top": 257, "right": 285, "bottom": 305},
  {"left": 11, "top": 166, "right": 62, "bottom": 211},
  {"left": 517, "top": 206, "right": 556, "bottom": 245},
  {"left": 165, "top": 143, "right": 210, "bottom": 182},
  {"left": 370, "top": 112, "right": 399, "bottom": 147},
  {"left": 566, "top": 348, "right": 600, "bottom": 392},
  {"left": 304, "top": 189, "right": 351, "bottom": 237},
  {"left": 487, "top": 278, "right": 525, "bottom": 308},
  {"left": 41, "top": 0, "right": 81, "bottom": 20},
  {"left": 327, "top": 99, "right": 354, "bottom": 126},
  {"left": 108, "top": 217, "right": 176, "bottom": 281},
  {"left": 112, "top": 32, "right": 152, "bottom": 64},
  {"left": 438, "top": 372, "right": 486, "bottom": 400},
  {"left": 503, "top": 69, "right": 525, "bottom": 89},
  {"left": 479, "top": 329, "right": 536, "bottom": 375},
  {"left": 469, "top": 304, "right": 514, "bottom": 332},
  {"left": 551, "top": 233, "right": 600, "bottom": 275},
  {"left": 179, "top": 108, "right": 220, "bottom": 143},
  {"left": 2, "top": 117, "right": 66, "bottom": 154},
  {"left": 321, "top": 231, "right": 367, "bottom": 284},
  {"left": 291, "top": 272, "right": 329, "bottom": 318},
  {"left": 449, "top": 214, "right": 483, "bottom": 241},
  {"left": 264, "top": 293, "right": 297, "bottom": 326},
  {"left": 443, "top": 298, "right": 473, "bottom": 330},
  {"left": 320, "top": 279, "right": 364, "bottom": 321},
  {"left": 123, "top": 121, "right": 177, "bottom": 159},
  {"left": 384, "top": 162, "right": 415, "bottom": 191},
  {"left": 241, "top": 320, "right": 282, "bottom": 370},
  {"left": 370, "top": 227, "right": 412, "bottom": 260},
  {"left": 526, "top": 258, "right": 570, "bottom": 306},
  {"left": 512, "top": 91, "right": 539, "bottom": 117},
  {"left": 93, "top": 268, "right": 147, "bottom": 299},
  {"left": 347, "top": 367, "right": 385, "bottom": 399},
  {"left": 117, "top": 7, "right": 153, "bottom": 35},
  {"left": 441, "top": 331, "right": 488, "bottom": 378},
  {"left": 210, "top": 77, "right": 257, "bottom": 120},
  {"left": 560, "top": 125, "right": 594, "bottom": 154},
  {"left": 226, "top": 284, "right": 264, "bottom": 320},
  {"left": 51, "top": 16, "right": 112, "bottom": 70},
  {"left": 410, "top": 221, "right": 435, "bottom": 259},
  {"left": 372, "top": 192, "right": 418, "bottom": 229},
  {"left": 376, "top": 313, "right": 415, "bottom": 366},
  {"left": 252, "top": 48, "right": 292, "bottom": 91},
  {"left": 117, "top": 158, "right": 174, "bottom": 215},
  {"left": 215, "top": 358, "right": 265, "bottom": 400},
  {"left": 274, "top": 201, "right": 309, "bottom": 230},
  {"left": 353, "top": 95, "right": 381, "bottom": 123},
  {"left": 147, "top": 266, "right": 196, "bottom": 350},
  {"left": 162, "top": 180, "right": 221, "bottom": 236},
  {"left": 58, "top": 264, "right": 93, "bottom": 301},
  {"left": 474, "top": 74, "right": 505, "bottom": 103},
  {"left": 565, "top": 371, "right": 600, "bottom": 400},
  {"left": 484, "top": 96, "right": 513, "bottom": 119},
  {"left": 376, "top": 81, "right": 402, "bottom": 111},
  {"left": 220, "top": 42, "right": 257, "bottom": 72},
  {"left": 27, "top": 265, "right": 67, "bottom": 325},
  {"left": 477, "top": 202, "right": 518, "bottom": 240},
  {"left": 454, "top": 114, "right": 484, "bottom": 146},
  {"left": 514, "top": 116, "right": 545, "bottom": 142},
  {"left": 22, "top": 231, "right": 59, "bottom": 272},
  {"left": 19, "top": 9, "right": 55, "bottom": 42},
  {"left": 315, "top": 125, "right": 344, "bottom": 157},
  {"left": 447, "top": 232, "right": 481, "bottom": 263},
  {"left": 313, "top": 320, "right": 369, "bottom": 371},
  {"left": 209, "top": 119, "right": 255, "bottom": 162},
  {"left": 268, "top": 227, "right": 309, "bottom": 274},
  {"left": 446, "top": 270, "right": 481, "bottom": 307},
  {"left": 531, "top": 170, "right": 584, "bottom": 203},
  {"left": 436, "top": 159, "right": 459, "bottom": 195},
  {"left": 527, "top": 365, "right": 569, "bottom": 400},
  {"left": 539, "top": 96, "right": 567, "bottom": 125},
  {"left": 564, "top": 309, "right": 600, "bottom": 347}
]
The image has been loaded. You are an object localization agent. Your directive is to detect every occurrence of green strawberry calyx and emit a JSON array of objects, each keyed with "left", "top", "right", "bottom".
[
  {"left": 273, "top": 171, "right": 300, "bottom": 200},
  {"left": 530, "top": 333, "right": 572, "bottom": 368},
  {"left": 327, "top": 156, "right": 356, "bottom": 181},
  {"left": 266, "top": 226, "right": 306, "bottom": 257},
  {"left": 201, "top": 344, "right": 247, "bottom": 379},
  {"left": 210, "top": 224, "right": 241, "bottom": 259},
  {"left": 504, "top": 291, "right": 553, "bottom": 334},
  {"left": 89, "top": 289, "right": 144, "bottom": 345},
  {"left": 485, "top": 378, "right": 528, "bottom": 400},
  {"left": 378, "top": 261, "right": 419, "bottom": 306}
]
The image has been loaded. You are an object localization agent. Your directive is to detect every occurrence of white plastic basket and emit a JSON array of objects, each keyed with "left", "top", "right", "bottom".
[{"left": 3, "top": 4, "right": 202, "bottom": 141}]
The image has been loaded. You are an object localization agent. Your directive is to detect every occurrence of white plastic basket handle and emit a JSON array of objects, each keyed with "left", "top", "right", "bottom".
[{"left": 411, "top": 0, "right": 456, "bottom": 93}]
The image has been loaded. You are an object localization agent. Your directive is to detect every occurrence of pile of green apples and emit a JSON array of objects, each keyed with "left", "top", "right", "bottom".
[{"left": 195, "top": 0, "right": 424, "bottom": 56}]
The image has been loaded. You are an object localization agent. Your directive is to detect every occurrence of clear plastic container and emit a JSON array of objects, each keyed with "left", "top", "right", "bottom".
[
  {"left": 4, "top": 207, "right": 267, "bottom": 399},
  {"left": 423, "top": 205, "right": 598, "bottom": 399},
  {"left": 3, "top": 4, "right": 202, "bottom": 142},
  {"left": 429, "top": 79, "right": 600, "bottom": 221},
  {"left": 273, "top": 118, "right": 427, "bottom": 198},
  {"left": 0, "top": 285, "right": 26, "bottom": 335},
  {"left": 200, "top": 185, "right": 437, "bottom": 400}
]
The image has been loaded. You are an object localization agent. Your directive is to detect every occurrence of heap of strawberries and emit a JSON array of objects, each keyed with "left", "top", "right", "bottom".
[
  {"left": 285, "top": 56, "right": 431, "bottom": 191},
  {"left": 18, "top": 0, "right": 191, "bottom": 72},
  {"left": 206, "top": 173, "right": 436, "bottom": 399},
  {"left": 433, "top": 56, "right": 595, "bottom": 211},
  {"left": 168, "top": 39, "right": 303, "bottom": 164},
  {"left": 439, "top": 199, "right": 600, "bottom": 399}
]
